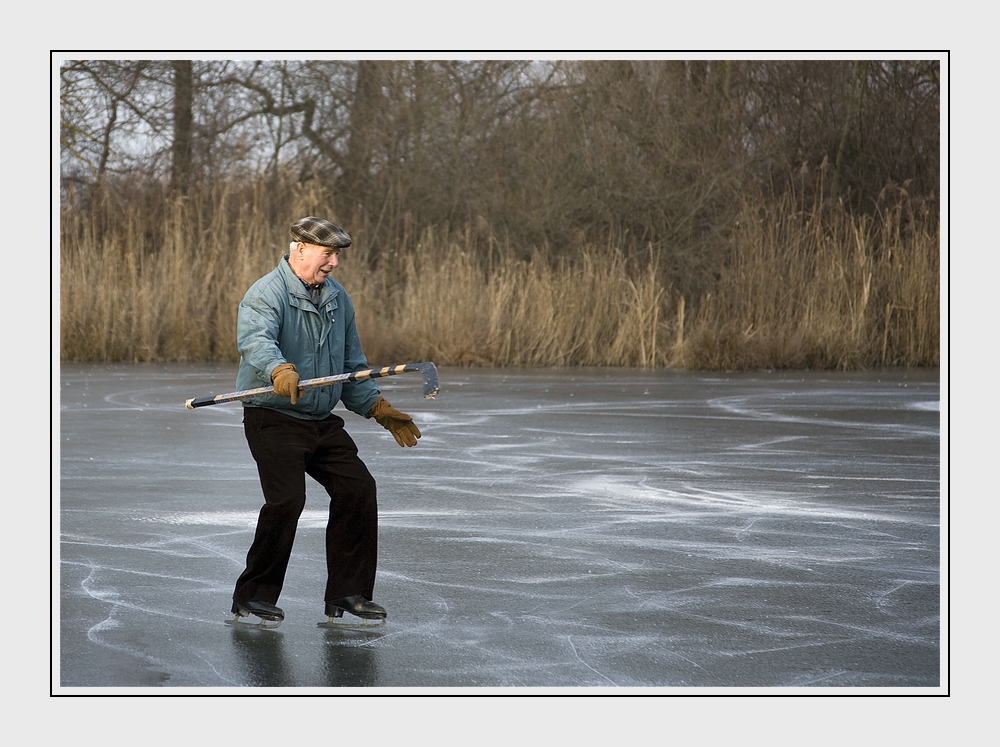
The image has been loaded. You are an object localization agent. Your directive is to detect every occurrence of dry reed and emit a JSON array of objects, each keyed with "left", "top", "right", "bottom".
[
  {"left": 59, "top": 178, "right": 938, "bottom": 370},
  {"left": 678, "top": 191, "right": 939, "bottom": 369}
]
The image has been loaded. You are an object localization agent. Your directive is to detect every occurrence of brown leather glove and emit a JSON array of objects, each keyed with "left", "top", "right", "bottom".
[
  {"left": 271, "top": 363, "right": 303, "bottom": 404},
  {"left": 369, "top": 396, "right": 421, "bottom": 447}
]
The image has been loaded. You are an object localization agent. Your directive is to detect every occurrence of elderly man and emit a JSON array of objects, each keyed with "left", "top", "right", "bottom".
[{"left": 229, "top": 216, "right": 420, "bottom": 628}]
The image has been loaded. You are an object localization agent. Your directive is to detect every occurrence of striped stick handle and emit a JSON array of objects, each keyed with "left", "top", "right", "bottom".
[{"left": 185, "top": 362, "right": 439, "bottom": 409}]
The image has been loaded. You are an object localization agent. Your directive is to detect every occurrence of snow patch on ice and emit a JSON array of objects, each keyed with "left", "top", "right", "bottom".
[
  {"left": 133, "top": 508, "right": 467, "bottom": 530},
  {"left": 132, "top": 510, "right": 272, "bottom": 528},
  {"left": 565, "top": 474, "right": 925, "bottom": 525}
]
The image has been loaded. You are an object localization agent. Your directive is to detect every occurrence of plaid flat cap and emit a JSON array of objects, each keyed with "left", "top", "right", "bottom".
[{"left": 290, "top": 216, "right": 352, "bottom": 248}]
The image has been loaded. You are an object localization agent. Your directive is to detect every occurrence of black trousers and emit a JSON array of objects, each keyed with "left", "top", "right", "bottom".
[{"left": 233, "top": 407, "right": 379, "bottom": 606}]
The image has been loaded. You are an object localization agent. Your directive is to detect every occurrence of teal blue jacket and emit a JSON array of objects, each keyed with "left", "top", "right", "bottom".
[{"left": 236, "top": 256, "right": 380, "bottom": 420}]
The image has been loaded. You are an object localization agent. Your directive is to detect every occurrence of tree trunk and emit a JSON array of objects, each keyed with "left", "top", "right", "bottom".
[
  {"left": 171, "top": 60, "right": 193, "bottom": 193},
  {"left": 344, "top": 61, "right": 382, "bottom": 219}
]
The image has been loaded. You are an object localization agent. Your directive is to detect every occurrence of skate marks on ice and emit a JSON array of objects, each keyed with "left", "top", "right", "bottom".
[
  {"left": 58, "top": 365, "right": 940, "bottom": 688},
  {"left": 366, "top": 372, "right": 938, "bottom": 687},
  {"left": 60, "top": 517, "right": 260, "bottom": 687},
  {"left": 375, "top": 494, "right": 937, "bottom": 687},
  {"left": 560, "top": 476, "right": 937, "bottom": 687}
]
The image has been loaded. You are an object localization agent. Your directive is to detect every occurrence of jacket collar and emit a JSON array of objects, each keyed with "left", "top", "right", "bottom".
[{"left": 280, "top": 254, "right": 338, "bottom": 305}]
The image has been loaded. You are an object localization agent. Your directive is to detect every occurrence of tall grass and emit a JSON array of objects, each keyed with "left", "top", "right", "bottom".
[
  {"left": 680, "top": 189, "right": 939, "bottom": 369},
  {"left": 61, "top": 181, "right": 277, "bottom": 361},
  {"left": 59, "top": 178, "right": 938, "bottom": 370},
  {"left": 349, "top": 228, "right": 666, "bottom": 367}
]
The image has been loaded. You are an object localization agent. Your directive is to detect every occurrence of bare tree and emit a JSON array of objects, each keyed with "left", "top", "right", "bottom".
[
  {"left": 60, "top": 60, "right": 162, "bottom": 188},
  {"left": 170, "top": 60, "right": 193, "bottom": 193},
  {"left": 60, "top": 57, "right": 940, "bottom": 264}
]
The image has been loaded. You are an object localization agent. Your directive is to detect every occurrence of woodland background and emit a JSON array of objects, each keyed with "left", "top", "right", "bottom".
[{"left": 59, "top": 59, "right": 940, "bottom": 369}]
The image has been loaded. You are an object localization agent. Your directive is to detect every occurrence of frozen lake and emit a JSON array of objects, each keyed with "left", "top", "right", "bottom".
[{"left": 56, "top": 363, "right": 942, "bottom": 691}]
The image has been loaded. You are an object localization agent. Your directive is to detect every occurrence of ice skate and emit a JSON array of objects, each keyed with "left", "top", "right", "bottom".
[
  {"left": 226, "top": 600, "right": 284, "bottom": 629},
  {"left": 317, "top": 596, "right": 387, "bottom": 629}
]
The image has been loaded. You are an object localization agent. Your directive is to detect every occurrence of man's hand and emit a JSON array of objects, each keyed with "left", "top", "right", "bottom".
[
  {"left": 369, "top": 396, "right": 421, "bottom": 447},
  {"left": 271, "top": 363, "right": 303, "bottom": 404}
]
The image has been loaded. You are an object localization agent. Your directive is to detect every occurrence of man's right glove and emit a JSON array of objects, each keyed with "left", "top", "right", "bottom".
[
  {"left": 271, "top": 363, "right": 303, "bottom": 405},
  {"left": 369, "top": 396, "right": 421, "bottom": 447}
]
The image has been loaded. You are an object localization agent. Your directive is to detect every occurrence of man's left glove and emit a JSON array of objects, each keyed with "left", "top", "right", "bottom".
[
  {"left": 369, "top": 396, "right": 421, "bottom": 447},
  {"left": 271, "top": 363, "right": 303, "bottom": 405}
]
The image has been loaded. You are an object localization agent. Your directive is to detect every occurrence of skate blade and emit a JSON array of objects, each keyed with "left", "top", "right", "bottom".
[
  {"left": 317, "top": 615, "right": 386, "bottom": 630},
  {"left": 226, "top": 614, "right": 282, "bottom": 630}
]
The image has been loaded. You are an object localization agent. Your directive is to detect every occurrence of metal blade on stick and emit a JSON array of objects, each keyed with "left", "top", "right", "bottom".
[{"left": 185, "top": 362, "right": 439, "bottom": 410}]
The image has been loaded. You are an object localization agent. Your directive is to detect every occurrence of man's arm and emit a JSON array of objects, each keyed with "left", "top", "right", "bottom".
[
  {"left": 236, "top": 295, "right": 287, "bottom": 384},
  {"left": 338, "top": 294, "right": 381, "bottom": 417}
]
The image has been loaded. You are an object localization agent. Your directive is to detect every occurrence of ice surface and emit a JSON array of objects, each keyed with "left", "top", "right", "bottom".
[{"left": 57, "top": 364, "right": 941, "bottom": 690}]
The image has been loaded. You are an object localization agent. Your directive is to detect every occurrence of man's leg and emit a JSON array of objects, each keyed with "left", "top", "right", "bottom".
[
  {"left": 306, "top": 416, "right": 380, "bottom": 602},
  {"left": 233, "top": 407, "right": 311, "bottom": 605}
]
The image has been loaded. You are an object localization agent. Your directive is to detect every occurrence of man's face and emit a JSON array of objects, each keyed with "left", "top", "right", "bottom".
[{"left": 294, "top": 242, "right": 340, "bottom": 285}]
